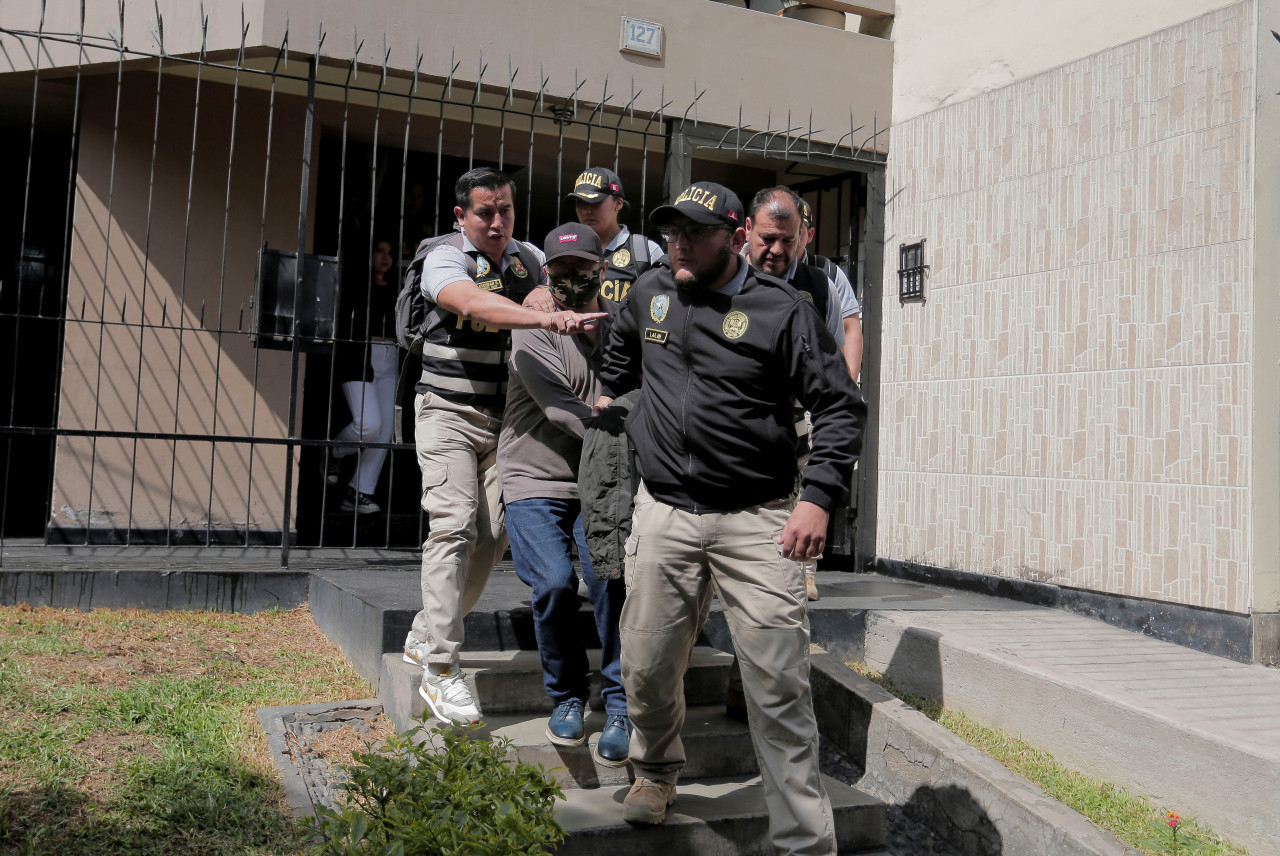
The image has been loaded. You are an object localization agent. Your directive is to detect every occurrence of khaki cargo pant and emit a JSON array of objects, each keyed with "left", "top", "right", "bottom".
[
  {"left": 620, "top": 483, "right": 836, "bottom": 856},
  {"left": 408, "top": 391, "right": 506, "bottom": 667}
]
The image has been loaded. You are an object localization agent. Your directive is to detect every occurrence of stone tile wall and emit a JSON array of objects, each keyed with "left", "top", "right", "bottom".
[{"left": 878, "top": 2, "right": 1255, "bottom": 612}]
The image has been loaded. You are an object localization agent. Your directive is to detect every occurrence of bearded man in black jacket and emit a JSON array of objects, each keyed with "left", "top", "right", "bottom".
[{"left": 593, "top": 181, "right": 866, "bottom": 856}]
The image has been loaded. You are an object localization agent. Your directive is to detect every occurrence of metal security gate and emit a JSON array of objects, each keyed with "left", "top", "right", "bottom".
[{"left": 0, "top": 6, "right": 884, "bottom": 565}]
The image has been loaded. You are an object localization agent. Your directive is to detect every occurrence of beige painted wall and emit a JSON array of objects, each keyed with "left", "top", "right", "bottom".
[
  {"left": 889, "top": 0, "right": 1240, "bottom": 122},
  {"left": 0, "top": 0, "right": 892, "bottom": 152},
  {"left": 1251, "top": 0, "right": 1280, "bottom": 615},
  {"left": 878, "top": 3, "right": 1256, "bottom": 612},
  {"left": 52, "top": 72, "right": 314, "bottom": 534}
]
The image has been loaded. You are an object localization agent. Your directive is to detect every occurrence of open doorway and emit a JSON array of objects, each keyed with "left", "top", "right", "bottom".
[{"left": 0, "top": 83, "right": 75, "bottom": 540}]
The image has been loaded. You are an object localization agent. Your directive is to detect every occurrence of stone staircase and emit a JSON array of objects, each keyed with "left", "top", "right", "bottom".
[{"left": 336, "top": 570, "right": 888, "bottom": 855}]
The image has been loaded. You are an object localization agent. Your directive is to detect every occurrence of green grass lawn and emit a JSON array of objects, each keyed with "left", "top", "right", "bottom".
[
  {"left": 849, "top": 661, "right": 1249, "bottom": 856},
  {"left": 0, "top": 605, "right": 370, "bottom": 856}
]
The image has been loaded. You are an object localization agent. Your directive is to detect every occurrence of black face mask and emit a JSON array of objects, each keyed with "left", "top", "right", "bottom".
[{"left": 548, "top": 266, "right": 603, "bottom": 309}]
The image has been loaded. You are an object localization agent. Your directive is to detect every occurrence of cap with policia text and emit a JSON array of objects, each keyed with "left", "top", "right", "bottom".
[
  {"left": 567, "top": 167, "right": 628, "bottom": 206},
  {"left": 543, "top": 222, "right": 604, "bottom": 263},
  {"left": 799, "top": 198, "right": 814, "bottom": 228},
  {"left": 649, "top": 181, "right": 744, "bottom": 229}
]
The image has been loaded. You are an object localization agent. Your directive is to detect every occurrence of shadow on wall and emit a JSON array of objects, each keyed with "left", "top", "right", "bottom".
[
  {"left": 884, "top": 624, "right": 946, "bottom": 704},
  {"left": 896, "top": 785, "right": 1003, "bottom": 856}
]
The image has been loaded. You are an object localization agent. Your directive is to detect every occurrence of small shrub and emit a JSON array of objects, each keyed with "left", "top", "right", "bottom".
[{"left": 311, "top": 723, "right": 565, "bottom": 856}]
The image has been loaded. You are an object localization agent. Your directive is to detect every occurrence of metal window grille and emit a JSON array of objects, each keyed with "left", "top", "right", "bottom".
[{"left": 898, "top": 239, "right": 926, "bottom": 303}]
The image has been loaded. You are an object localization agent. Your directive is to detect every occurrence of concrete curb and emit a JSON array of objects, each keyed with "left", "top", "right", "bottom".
[
  {"left": 862, "top": 611, "right": 1280, "bottom": 854},
  {"left": 256, "top": 698, "right": 383, "bottom": 819},
  {"left": 811, "top": 652, "right": 1133, "bottom": 856},
  {"left": 1, "top": 569, "right": 310, "bottom": 613}
]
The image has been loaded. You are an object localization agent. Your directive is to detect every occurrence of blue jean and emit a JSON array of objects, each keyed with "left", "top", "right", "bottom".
[{"left": 505, "top": 497, "right": 627, "bottom": 716}]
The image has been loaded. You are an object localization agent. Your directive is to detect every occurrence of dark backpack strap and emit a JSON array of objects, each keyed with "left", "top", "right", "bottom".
[
  {"left": 629, "top": 233, "right": 651, "bottom": 272},
  {"left": 417, "top": 234, "right": 479, "bottom": 336},
  {"left": 816, "top": 253, "right": 838, "bottom": 282}
]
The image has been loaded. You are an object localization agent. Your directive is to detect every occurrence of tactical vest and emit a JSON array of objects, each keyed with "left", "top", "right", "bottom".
[
  {"left": 807, "top": 252, "right": 839, "bottom": 284},
  {"left": 414, "top": 233, "right": 544, "bottom": 409},
  {"left": 598, "top": 232, "right": 653, "bottom": 304},
  {"left": 788, "top": 262, "right": 832, "bottom": 325}
]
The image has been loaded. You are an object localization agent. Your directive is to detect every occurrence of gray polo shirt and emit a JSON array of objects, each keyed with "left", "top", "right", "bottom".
[{"left": 497, "top": 299, "right": 618, "bottom": 503}]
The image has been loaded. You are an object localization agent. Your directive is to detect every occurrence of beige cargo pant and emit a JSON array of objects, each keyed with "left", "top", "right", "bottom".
[
  {"left": 408, "top": 391, "right": 507, "bottom": 667},
  {"left": 620, "top": 483, "right": 836, "bottom": 856}
]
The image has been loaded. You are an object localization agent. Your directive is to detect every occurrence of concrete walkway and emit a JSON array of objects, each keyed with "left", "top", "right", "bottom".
[{"left": 803, "top": 572, "right": 1279, "bottom": 855}]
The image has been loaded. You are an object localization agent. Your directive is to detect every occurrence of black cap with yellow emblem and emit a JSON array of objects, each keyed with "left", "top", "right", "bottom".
[
  {"left": 798, "top": 198, "right": 814, "bottom": 229},
  {"left": 567, "top": 167, "right": 629, "bottom": 209},
  {"left": 649, "top": 181, "right": 744, "bottom": 229}
]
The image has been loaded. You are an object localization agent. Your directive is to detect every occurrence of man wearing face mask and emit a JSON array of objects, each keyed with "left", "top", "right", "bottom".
[
  {"left": 595, "top": 181, "right": 866, "bottom": 855},
  {"left": 498, "top": 223, "right": 631, "bottom": 766}
]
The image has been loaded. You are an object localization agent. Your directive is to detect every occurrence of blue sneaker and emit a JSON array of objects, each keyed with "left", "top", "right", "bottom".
[
  {"left": 546, "top": 698, "right": 586, "bottom": 746},
  {"left": 594, "top": 713, "right": 632, "bottom": 767}
]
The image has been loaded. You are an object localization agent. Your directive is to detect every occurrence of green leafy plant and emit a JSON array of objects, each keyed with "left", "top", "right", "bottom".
[{"left": 311, "top": 723, "right": 565, "bottom": 856}]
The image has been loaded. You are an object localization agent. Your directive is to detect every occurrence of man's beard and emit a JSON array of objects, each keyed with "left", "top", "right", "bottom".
[{"left": 675, "top": 241, "right": 734, "bottom": 293}]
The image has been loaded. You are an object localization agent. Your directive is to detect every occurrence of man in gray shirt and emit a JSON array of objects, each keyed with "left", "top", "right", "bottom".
[{"left": 498, "top": 223, "right": 630, "bottom": 766}]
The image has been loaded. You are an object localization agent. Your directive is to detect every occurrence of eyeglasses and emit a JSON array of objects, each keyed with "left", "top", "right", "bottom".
[{"left": 659, "top": 223, "right": 727, "bottom": 245}]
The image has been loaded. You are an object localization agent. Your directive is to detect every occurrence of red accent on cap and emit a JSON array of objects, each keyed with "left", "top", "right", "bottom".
[
  {"left": 558, "top": 234, "right": 579, "bottom": 243},
  {"left": 609, "top": 183, "right": 621, "bottom": 191},
  {"left": 727, "top": 211, "right": 739, "bottom": 221}
]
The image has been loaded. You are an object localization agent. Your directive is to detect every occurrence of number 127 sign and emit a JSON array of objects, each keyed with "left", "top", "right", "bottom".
[{"left": 620, "top": 17, "right": 663, "bottom": 58}]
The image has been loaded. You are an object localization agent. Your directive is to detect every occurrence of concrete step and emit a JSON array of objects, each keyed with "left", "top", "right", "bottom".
[
  {"left": 483, "top": 704, "right": 757, "bottom": 788},
  {"left": 555, "top": 773, "right": 886, "bottom": 855},
  {"left": 379, "top": 648, "right": 734, "bottom": 730},
  {"left": 310, "top": 567, "right": 605, "bottom": 692}
]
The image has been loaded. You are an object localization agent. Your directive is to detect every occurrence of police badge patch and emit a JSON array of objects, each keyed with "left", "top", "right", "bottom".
[
  {"left": 510, "top": 258, "right": 528, "bottom": 278},
  {"left": 722, "top": 311, "right": 749, "bottom": 339},
  {"left": 649, "top": 294, "right": 669, "bottom": 323},
  {"left": 476, "top": 256, "right": 491, "bottom": 277},
  {"left": 612, "top": 248, "right": 632, "bottom": 268}
]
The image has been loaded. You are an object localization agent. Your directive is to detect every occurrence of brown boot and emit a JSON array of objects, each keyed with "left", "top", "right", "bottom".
[
  {"left": 622, "top": 777, "right": 677, "bottom": 825},
  {"left": 805, "top": 568, "right": 820, "bottom": 601}
]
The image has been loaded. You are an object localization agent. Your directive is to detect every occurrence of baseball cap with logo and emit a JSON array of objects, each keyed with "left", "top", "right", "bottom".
[
  {"left": 567, "top": 167, "right": 628, "bottom": 207},
  {"left": 543, "top": 222, "right": 604, "bottom": 263},
  {"left": 798, "top": 198, "right": 814, "bottom": 228},
  {"left": 649, "top": 181, "right": 744, "bottom": 229}
]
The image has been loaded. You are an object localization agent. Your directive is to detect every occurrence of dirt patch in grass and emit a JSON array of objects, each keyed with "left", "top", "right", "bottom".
[
  {"left": 308, "top": 716, "right": 397, "bottom": 767},
  {"left": 6, "top": 605, "right": 354, "bottom": 685}
]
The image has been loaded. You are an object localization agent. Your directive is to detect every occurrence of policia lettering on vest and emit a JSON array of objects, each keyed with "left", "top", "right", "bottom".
[
  {"left": 567, "top": 166, "right": 662, "bottom": 305},
  {"left": 398, "top": 167, "right": 605, "bottom": 727}
]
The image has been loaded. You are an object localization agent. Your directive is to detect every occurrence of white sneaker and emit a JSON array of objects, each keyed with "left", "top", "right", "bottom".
[{"left": 419, "top": 668, "right": 481, "bottom": 724}]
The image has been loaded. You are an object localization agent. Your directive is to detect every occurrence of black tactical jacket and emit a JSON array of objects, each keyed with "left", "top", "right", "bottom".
[{"left": 598, "top": 261, "right": 865, "bottom": 514}]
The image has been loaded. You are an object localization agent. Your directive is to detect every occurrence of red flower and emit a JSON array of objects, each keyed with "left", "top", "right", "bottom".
[{"left": 1166, "top": 811, "right": 1181, "bottom": 829}]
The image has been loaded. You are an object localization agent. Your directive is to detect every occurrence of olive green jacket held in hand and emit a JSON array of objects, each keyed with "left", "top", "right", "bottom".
[{"left": 578, "top": 389, "right": 641, "bottom": 580}]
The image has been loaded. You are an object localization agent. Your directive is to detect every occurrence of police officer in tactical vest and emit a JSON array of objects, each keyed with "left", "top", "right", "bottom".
[
  {"left": 401, "top": 167, "right": 605, "bottom": 725},
  {"left": 567, "top": 167, "right": 663, "bottom": 305}
]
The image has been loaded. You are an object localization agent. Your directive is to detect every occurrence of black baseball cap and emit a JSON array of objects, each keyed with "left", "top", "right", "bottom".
[
  {"left": 567, "top": 167, "right": 628, "bottom": 206},
  {"left": 798, "top": 198, "right": 814, "bottom": 228},
  {"left": 543, "top": 222, "right": 603, "bottom": 263},
  {"left": 649, "top": 181, "right": 744, "bottom": 229}
]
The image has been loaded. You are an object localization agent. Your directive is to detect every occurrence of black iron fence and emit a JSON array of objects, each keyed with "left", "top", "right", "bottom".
[{"left": 0, "top": 5, "right": 881, "bottom": 564}]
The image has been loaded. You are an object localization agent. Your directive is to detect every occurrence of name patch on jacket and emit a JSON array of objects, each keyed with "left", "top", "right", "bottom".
[
  {"left": 476, "top": 277, "right": 504, "bottom": 292},
  {"left": 644, "top": 327, "right": 669, "bottom": 344}
]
